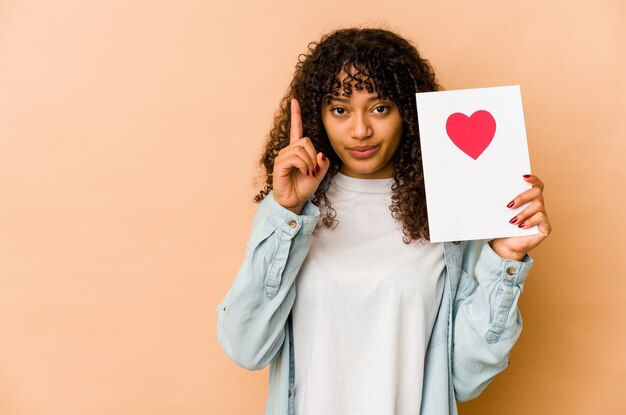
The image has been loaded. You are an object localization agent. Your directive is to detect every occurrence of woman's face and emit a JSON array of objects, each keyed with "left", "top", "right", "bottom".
[{"left": 321, "top": 76, "right": 403, "bottom": 179}]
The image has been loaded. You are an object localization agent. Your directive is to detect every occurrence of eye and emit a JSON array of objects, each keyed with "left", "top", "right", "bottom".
[
  {"left": 373, "top": 105, "right": 391, "bottom": 114},
  {"left": 330, "top": 106, "right": 347, "bottom": 115}
]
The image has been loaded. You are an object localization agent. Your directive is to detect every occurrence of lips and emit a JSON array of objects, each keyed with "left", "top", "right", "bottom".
[{"left": 346, "top": 145, "right": 380, "bottom": 159}]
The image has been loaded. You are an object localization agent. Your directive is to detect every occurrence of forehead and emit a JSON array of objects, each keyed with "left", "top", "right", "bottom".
[
  {"left": 335, "top": 67, "right": 375, "bottom": 88},
  {"left": 324, "top": 90, "right": 382, "bottom": 105},
  {"left": 323, "top": 67, "right": 383, "bottom": 105}
]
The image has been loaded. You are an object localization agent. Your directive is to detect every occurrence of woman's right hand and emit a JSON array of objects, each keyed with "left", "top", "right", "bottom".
[{"left": 272, "top": 98, "right": 330, "bottom": 215}]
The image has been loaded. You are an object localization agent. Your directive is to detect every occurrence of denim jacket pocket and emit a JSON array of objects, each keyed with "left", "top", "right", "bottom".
[{"left": 454, "top": 269, "right": 478, "bottom": 313}]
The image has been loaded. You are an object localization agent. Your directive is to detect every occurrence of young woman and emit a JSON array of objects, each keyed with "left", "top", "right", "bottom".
[{"left": 217, "top": 27, "right": 551, "bottom": 415}]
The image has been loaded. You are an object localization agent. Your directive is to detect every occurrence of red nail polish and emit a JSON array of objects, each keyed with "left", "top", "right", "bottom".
[
  {"left": 316, "top": 165, "right": 320, "bottom": 174},
  {"left": 321, "top": 153, "right": 326, "bottom": 162},
  {"left": 507, "top": 201, "right": 515, "bottom": 208},
  {"left": 523, "top": 174, "right": 531, "bottom": 178},
  {"left": 306, "top": 168, "right": 310, "bottom": 176},
  {"left": 509, "top": 216, "right": 518, "bottom": 224},
  {"left": 313, "top": 169, "right": 317, "bottom": 177},
  {"left": 518, "top": 223, "right": 525, "bottom": 228}
]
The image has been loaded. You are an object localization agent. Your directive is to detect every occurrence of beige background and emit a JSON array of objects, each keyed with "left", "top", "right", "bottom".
[{"left": 0, "top": 0, "right": 624, "bottom": 414}]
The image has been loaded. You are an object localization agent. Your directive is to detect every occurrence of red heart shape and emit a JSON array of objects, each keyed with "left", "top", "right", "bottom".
[{"left": 445, "top": 110, "right": 496, "bottom": 160}]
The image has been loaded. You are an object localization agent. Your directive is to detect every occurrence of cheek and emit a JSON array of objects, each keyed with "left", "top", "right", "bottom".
[
  {"left": 325, "top": 120, "right": 345, "bottom": 137},
  {"left": 391, "top": 118, "right": 404, "bottom": 145},
  {"left": 327, "top": 139, "right": 345, "bottom": 160},
  {"left": 380, "top": 118, "right": 403, "bottom": 147},
  {"left": 322, "top": 122, "right": 346, "bottom": 149},
  {"left": 321, "top": 116, "right": 334, "bottom": 140}
]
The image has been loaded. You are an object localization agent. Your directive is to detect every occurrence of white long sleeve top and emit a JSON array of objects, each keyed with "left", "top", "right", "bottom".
[{"left": 292, "top": 172, "right": 445, "bottom": 414}]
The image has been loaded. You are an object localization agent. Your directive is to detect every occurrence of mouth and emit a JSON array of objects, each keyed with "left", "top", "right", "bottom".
[{"left": 346, "top": 145, "right": 380, "bottom": 159}]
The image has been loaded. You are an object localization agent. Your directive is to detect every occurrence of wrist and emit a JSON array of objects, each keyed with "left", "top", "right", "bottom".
[
  {"left": 272, "top": 194, "right": 305, "bottom": 216},
  {"left": 285, "top": 205, "right": 305, "bottom": 215}
]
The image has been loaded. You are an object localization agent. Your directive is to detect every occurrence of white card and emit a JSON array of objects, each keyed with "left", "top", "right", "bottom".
[{"left": 415, "top": 85, "right": 539, "bottom": 242}]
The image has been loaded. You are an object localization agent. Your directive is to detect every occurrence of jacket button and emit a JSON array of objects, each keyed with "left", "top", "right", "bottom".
[
  {"left": 288, "top": 388, "right": 292, "bottom": 397},
  {"left": 288, "top": 220, "right": 297, "bottom": 228},
  {"left": 506, "top": 267, "right": 516, "bottom": 275}
]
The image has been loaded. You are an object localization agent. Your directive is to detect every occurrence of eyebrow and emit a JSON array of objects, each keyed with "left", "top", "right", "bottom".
[{"left": 326, "top": 96, "right": 384, "bottom": 103}]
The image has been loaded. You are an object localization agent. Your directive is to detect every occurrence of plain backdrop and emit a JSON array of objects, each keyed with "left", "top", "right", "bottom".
[{"left": 1, "top": 1, "right": 625, "bottom": 414}]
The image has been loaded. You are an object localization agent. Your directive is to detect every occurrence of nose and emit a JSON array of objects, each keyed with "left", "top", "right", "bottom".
[{"left": 350, "top": 113, "right": 373, "bottom": 140}]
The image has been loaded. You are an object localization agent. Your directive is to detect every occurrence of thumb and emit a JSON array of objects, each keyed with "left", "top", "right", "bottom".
[{"left": 316, "top": 152, "right": 330, "bottom": 179}]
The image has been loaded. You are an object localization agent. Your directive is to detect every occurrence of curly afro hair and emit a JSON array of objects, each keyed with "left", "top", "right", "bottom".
[{"left": 254, "top": 27, "right": 442, "bottom": 243}]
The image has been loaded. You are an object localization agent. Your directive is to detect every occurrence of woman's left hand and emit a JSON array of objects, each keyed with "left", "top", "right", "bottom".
[{"left": 490, "top": 174, "right": 552, "bottom": 261}]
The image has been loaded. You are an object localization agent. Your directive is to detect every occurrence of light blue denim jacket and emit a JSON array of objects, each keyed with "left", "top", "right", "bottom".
[{"left": 217, "top": 192, "right": 533, "bottom": 414}]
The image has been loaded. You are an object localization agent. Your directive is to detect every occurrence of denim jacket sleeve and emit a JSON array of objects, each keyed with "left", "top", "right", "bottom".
[
  {"left": 216, "top": 192, "right": 319, "bottom": 370},
  {"left": 452, "top": 241, "right": 533, "bottom": 401}
]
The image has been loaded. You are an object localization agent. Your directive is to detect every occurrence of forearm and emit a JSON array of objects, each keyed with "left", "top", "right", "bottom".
[
  {"left": 216, "top": 193, "right": 319, "bottom": 370},
  {"left": 452, "top": 242, "right": 533, "bottom": 401}
]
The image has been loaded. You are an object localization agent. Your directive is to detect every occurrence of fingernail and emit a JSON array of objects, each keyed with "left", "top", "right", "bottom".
[
  {"left": 321, "top": 153, "right": 326, "bottom": 162},
  {"left": 316, "top": 165, "right": 320, "bottom": 174},
  {"left": 306, "top": 168, "right": 310, "bottom": 176},
  {"left": 313, "top": 169, "right": 317, "bottom": 177},
  {"left": 518, "top": 223, "right": 525, "bottom": 228},
  {"left": 507, "top": 201, "right": 515, "bottom": 208},
  {"left": 509, "top": 216, "right": 518, "bottom": 224},
  {"left": 523, "top": 174, "right": 531, "bottom": 178}
]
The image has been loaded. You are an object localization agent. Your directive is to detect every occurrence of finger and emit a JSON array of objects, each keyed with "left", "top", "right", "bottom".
[
  {"left": 523, "top": 173, "right": 544, "bottom": 191},
  {"left": 506, "top": 186, "right": 543, "bottom": 209},
  {"left": 290, "top": 98, "right": 303, "bottom": 144},
  {"left": 516, "top": 211, "right": 552, "bottom": 237},
  {"left": 292, "top": 136, "right": 320, "bottom": 173},
  {"left": 316, "top": 151, "right": 330, "bottom": 180},
  {"left": 508, "top": 199, "right": 544, "bottom": 225},
  {"left": 275, "top": 152, "right": 311, "bottom": 178},
  {"left": 279, "top": 145, "right": 316, "bottom": 176}
]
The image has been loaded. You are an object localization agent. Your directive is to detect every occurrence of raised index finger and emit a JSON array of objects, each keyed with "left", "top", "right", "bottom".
[{"left": 290, "top": 98, "right": 303, "bottom": 143}]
